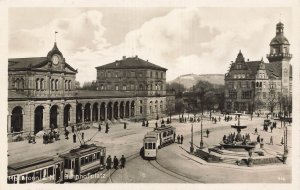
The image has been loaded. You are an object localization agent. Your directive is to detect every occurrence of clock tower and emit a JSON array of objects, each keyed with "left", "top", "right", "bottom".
[{"left": 267, "top": 22, "right": 292, "bottom": 97}]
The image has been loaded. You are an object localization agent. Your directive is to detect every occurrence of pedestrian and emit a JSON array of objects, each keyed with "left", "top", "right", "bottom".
[
  {"left": 28, "top": 133, "right": 32, "bottom": 144},
  {"left": 65, "top": 129, "right": 69, "bottom": 140},
  {"left": 32, "top": 135, "right": 36, "bottom": 144},
  {"left": 270, "top": 136, "right": 273, "bottom": 145},
  {"left": 124, "top": 122, "right": 127, "bottom": 129},
  {"left": 120, "top": 155, "right": 126, "bottom": 169},
  {"left": 43, "top": 133, "right": 47, "bottom": 144},
  {"left": 98, "top": 124, "right": 101, "bottom": 132},
  {"left": 257, "top": 135, "right": 261, "bottom": 143},
  {"left": 155, "top": 122, "right": 158, "bottom": 129},
  {"left": 173, "top": 132, "right": 176, "bottom": 142},
  {"left": 206, "top": 129, "right": 210, "bottom": 138},
  {"left": 73, "top": 133, "right": 76, "bottom": 143},
  {"left": 113, "top": 156, "right": 119, "bottom": 169},
  {"left": 81, "top": 132, "right": 84, "bottom": 140},
  {"left": 105, "top": 123, "right": 109, "bottom": 133},
  {"left": 146, "top": 120, "right": 149, "bottom": 127},
  {"left": 177, "top": 135, "right": 180, "bottom": 144},
  {"left": 180, "top": 135, "right": 184, "bottom": 144},
  {"left": 106, "top": 155, "right": 112, "bottom": 170},
  {"left": 218, "top": 116, "right": 221, "bottom": 122}
]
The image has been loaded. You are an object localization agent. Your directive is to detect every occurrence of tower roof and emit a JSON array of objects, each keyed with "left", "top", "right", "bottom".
[
  {"left": 235, "top": 50, "right": 245, "bottom": 62},
  {"left": 270, "top": 22, "right": 290, "bottom": 45}
]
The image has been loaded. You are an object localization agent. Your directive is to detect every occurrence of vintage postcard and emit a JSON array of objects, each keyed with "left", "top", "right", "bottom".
[{"left": 1, "top": 0, "right": 300, "bottom": 190}]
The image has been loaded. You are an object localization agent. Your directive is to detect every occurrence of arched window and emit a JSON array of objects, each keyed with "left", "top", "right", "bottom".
[
  {"left": 36, "top": 78, "right": 40, "bottom": 90},
  {"left": 19, "top": 78, "right": 24, "bottom": 89},
  {"left": 64, "top": 80, "right": 67, "bottom": 90},
  {"left": 155, "top": 84, "right": 158, "bottom": 90},
  {"left": 51, "top": 79, "right": 55, "bottom": 91},
  {"left": 55, "top": 79, "right": 59, "bottom": 91},
  {"left": 68, "top": 80, "right": 71, "bottom": 90},
  {"left": 260, "top": 82, "right": 262, "bottom": 87},
  {"left": 139, "top": 84, "right": 143, "bottom": 91},
  {"left": 101, "top": 84, "right": 104, "bottom": 90},
  {"left": 40, "top": 78, "right": 44, "bottom": 90}
]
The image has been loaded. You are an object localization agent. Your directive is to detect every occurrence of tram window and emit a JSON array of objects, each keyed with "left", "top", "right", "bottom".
[
  {"left": 145, "top": 143, "right": 148, "bottom": 149},
  {"left": 19, "top": 175, "right": 26, "bottom": 184},
  {"left": 81, "top": 157, "right": 85, "bottom": 165},
  {"left": 48, "top": 167, "right": 54, "bottom": 176},
  {"left": 93, "top": 153, "right": 96, "bottom": 161},
  {"left": 89, "top": 155, "right": 93, "bottom": 162},
  {"left": 27, "top": 172, "right": 34, "bottom": 183},
  {"left": 7, "top": 175, "right": 17, "bottom": 184},
  {"left": 149, "top": 143, "right": 153, "bottom": 149},
  {"left": 35, "top": 170, "right": 41, "bottom": 181},
  {"left": 100, "top": 156, "right": 105, "bottom": 165},
  {"left": 153, "top": 143, "right": 156, "bottom": 149},
  {"left": 163, "top": 132, "right": 167, "bottom": 137},
  {"left": 65, "top": 159, "right": 71, "bottom": 169},
  {"left": 97, "top": 152, "right": 100, "bottom": 159},
  {"left": 85, "top": 156, "right": 89, "bottom": 163},
  {"left": 43, "top": 168, "right": 47, "bottom": 178},
  {"left": 71, "top": 160, "right": 75, "bottom": 169}
]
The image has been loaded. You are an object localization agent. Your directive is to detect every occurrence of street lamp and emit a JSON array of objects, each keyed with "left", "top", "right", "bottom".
[
  {"left": 190, "top": 123, "right": 194, "bottom": 153},
  {"left": 200, "top": 120, "right": 204, "bottom": 149}
]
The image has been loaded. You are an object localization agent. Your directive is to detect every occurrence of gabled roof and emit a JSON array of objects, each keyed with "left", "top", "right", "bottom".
[
  {"left": 96, "top": 56, "right": 167, "bottom": 71},
  {"left": 9, "top": 57, "right": 48, "bottom": 69}
]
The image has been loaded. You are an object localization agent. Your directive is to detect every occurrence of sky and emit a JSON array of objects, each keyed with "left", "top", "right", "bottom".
[{"left": 8, "top": 7, "right": 293, "bottom": 84}]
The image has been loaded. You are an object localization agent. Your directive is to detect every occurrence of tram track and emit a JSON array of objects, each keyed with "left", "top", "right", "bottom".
[{"left": 147, "top": 159, "right": 203, "bottom": 183}]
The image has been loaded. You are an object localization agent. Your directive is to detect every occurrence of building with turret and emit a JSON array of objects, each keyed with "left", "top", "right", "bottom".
[{"left": 224, "top": 22, "right": 292, "bottom": 114}]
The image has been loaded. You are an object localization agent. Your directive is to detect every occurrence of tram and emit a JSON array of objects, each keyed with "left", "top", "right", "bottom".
[
  {"left": 8, "top": 156, "right": 64, "bottom": 184},
  {"left": 143, "top": 124, "right": 176, "bottom": 159},
  {"left": 60, "top": 144, "right": 106, "bottom": 181},
  {"left": 7, "top": 144, "right": 106, "bottom": 183}
]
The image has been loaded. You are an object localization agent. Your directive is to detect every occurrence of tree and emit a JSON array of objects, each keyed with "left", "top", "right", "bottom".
[
  {"left": 165, "top": 98, "right": 176, "bottom": 123},
  {"left": 266, "top": 87, "right": 278, "bottom": 115},
  {"left": 166, "top": 82, "right": 186, "bottom": 93}
]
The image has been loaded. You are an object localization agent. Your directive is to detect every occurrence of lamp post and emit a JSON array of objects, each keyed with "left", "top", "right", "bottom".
[
  {"left": 200, "top": 120, "right": 204, "bottom": 149},
  {"left": 190, "top": 123, "right": 194, "bottom": 153}
]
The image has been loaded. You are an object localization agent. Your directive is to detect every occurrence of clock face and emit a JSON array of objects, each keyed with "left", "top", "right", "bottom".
[{"left": 52, "top": 55, "right": 59, "bottom": 65}]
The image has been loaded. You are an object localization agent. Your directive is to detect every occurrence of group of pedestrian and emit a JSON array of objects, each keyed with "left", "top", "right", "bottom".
[
  {"left": 43, "top": 130, "right": 60, "bottom": 144},
  {"left": 106, "top": 155, "right": 126, "bottom": 170},
  {"left": 142, "top": 120, "right": 149, "bottom": 127},
  {"left": 28, "top": 133, "right": 36, "bottom": 144},
  {"left": 176, "top": 134, "right": 184, "bottom": 144},
  {"left": 224, "top": 115, "right": 233, "bottom": 122}
]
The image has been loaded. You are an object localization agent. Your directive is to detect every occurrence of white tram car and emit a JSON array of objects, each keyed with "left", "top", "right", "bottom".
[{"left": 143, "top": 124, "right": 176, "bottom": 159}]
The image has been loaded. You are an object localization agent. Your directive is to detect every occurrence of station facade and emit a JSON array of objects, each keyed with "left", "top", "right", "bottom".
[
  {"left": 224, "top": 22, "right": 292, "bottom": 114},
  {"left": 8, "top": 43, "right": 171, "bottom": 139}
]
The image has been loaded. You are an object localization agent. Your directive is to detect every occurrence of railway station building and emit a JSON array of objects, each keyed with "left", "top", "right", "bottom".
[
  {"left": 8, "top": 42, "right": 172, "bottom": 140},
  {"left": 224, "top": 22, "right": 292, "bottom": 114}
]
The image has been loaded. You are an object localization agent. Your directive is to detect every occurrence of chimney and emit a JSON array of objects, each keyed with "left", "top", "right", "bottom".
[
  {"left": 122, "top": 56, "right": 126, "bottom": 60},
  {"left": 247, "top": 59, "right": 249, "bottom": 61}
]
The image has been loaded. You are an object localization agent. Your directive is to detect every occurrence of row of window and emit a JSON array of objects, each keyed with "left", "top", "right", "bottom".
[
  {"left": 36, "top": 79, "right": 72, "bottom": 91},
  {"left": 145, "top": 142, "right": 156, "bottom": 149},
  {"left": 228, "top": 90, "right": 252, "bottom": 100},
  {"left": 8, "top": 164, "right": 59, "bottom": 184},
  {"left": 13, "top": 78, "right": 25, "bottom": 90},
  {"left": 97, "top": 83, "right": 163, "bottom": 91},
  {"left": 98, "top": 70, "right": 164, "bottom": 79}
]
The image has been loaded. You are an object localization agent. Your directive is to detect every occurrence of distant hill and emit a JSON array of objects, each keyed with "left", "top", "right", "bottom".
[{"left": 169, "top": 74, "right": 225, "bottom": 89}]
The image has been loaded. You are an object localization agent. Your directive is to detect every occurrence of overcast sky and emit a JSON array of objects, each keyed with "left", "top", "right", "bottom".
[{"left": 9, "top": 7, "right": 293, "bottom": 84}]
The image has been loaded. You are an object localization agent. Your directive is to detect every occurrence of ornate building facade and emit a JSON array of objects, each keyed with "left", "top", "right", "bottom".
[
  {"left": 224, "top": 22, "right": 292, "bottom": 114},
  {"left": 8, "top": 43, "right": 171, "bottom": 140}
]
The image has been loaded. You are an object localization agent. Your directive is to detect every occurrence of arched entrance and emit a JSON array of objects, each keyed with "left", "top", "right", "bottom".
[
  {"left": 100, "top": 102, "right": 106, "bottom": 121},
  {"left": 107, "top": 102, "right": 112, "bottom": 120},
  {"left": 34, "top": 106, "right": 44, "bottom": 134},
  {"left": 50, "top": 105, "right": 59, "bottom": 129},
  {"left": 131, "top": 101, "right": 135, "bottom": 117},
  {"left": 64, "top": 104, "right": 71, "bottom": 127},
  {"left": 92, "top": 103, "right": 99, "bottom": 121},
  {"left": 120, "top": 101, "right": 125, "bottom": 119},
  {"left": 11, "top": 106, "right": 23, "bottom": 133},
  {"left": 125, "top": 101, "right": 130, "bottom": 118},
  {"left": 84, "top": 103, "right": 91, "bottom": 122},
  {"left": 113, "top": 102, "right": 119, "bottom": 119},
  {"left": 76, "top": 103, "right": 83, "bottom": 123}
]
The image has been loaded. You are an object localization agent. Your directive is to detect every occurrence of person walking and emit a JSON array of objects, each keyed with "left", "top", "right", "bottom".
[
  {"left": 98, "top": 123, "right": 101, "bottom": 132},
  {"left": 177, "top": 135, "right": 180, "bottom": 144},
  {"left": 257, "top": 135, "right": 261, "bottom": 143},
  {"left": 124, "top": 122, "right": 127, "bottom": 129},
  {"left": 120, "top": 155, "right": 126, "bottom": 169},
  {"left": 180, "top": 135, "right": 184, "bottom": 144},
  {"left": 206, "top": 129, "right": 210, "bottom": 138},
  {"left": 270, "top": 136, "right": 273, "bottom": 145},
  {"left": 113, "top": 156, "right": 119, "bottom": 169},
  {"left": 254, "top": 128, "right": 258, "bottom": 134},
  {"left": 65, "top": 129, "right": 69, "bottom": 140},
  {"left": 105, "top": 123, "right": 109, "bottom": 133},
  {"left": 81, "top": 132, "right": 84, "bottom": 141},
  {"left": 106, "top": 155, "right": 112, "bottom": 170},
  {"left": 73, "top": 133, "right": 76, "bottom": 143}
]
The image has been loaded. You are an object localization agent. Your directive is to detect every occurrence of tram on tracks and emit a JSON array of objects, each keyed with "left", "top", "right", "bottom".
[
  {"left": 7, "top": 144, "right": 106, "bottom": 183},
  {"left": 60, "top": 144, "right": 106, "bottom": 181},
  {"left": 143, "top": 124, "right": 176, "bottom": 159},
  {"left": 8, "top": 156, "right": 64, "bottom": 184}
]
